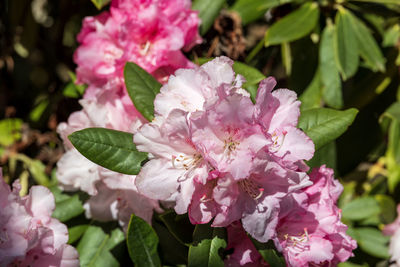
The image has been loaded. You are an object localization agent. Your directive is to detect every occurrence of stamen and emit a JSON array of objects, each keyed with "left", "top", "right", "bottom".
[
  {"left": 139, "top": 41, "right": 151, "bottom": 56},
  {"left": 238, "top": 179, "right": 264, "bottom": 200}
]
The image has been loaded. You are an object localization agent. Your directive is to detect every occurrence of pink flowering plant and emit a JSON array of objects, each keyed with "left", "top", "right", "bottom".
[{"left": 5, "top": 0, "right": 400, "bottom": 266}]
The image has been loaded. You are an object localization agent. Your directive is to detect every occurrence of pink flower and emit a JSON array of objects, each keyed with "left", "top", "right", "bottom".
[
  {"left": 74, "top": 0, "right": 201, "bottom": 91},
  {"left": 135, "top": 57, "right": 314, "bottom": 242},
  {"left": 0, "top": 169, "right": 79, "bottom": 267},
  {"left": 224, "top": 222, "right": 267, "bottom": 267},
  {"left": 273, "top": 166, "right": 357, "bottom": 266},
  {"left": 384, "top": 204, "right": 400, "bottom": 266}
]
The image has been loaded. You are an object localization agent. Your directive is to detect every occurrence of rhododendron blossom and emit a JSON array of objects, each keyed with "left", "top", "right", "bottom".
[
  {"left": 0, "top": 169, "right": 79, "bottom": 267},
  {"left": 74, "top": 0, "right": 201, "bottom": 96},
  {"left": 134, "top": 56, "right": 315, "bottom": 242},
  {"left": 273, "top": 165, "right": 357, "bottom": 266},
  {"left": 384, "top": 204, "right": 400, "bottom": 266}
]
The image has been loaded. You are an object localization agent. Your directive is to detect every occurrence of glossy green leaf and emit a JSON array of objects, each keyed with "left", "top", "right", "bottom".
[
  {"left": 264, "top": 3, "right": 319, "bottom": 46},
  {"left": 348, "top": 11, "right": 386, "bottom": 72},
  {"left": 298, "top": 108, "right": 358, "bottom": 150},
  {"left": 69, "top": 127, "right": 147, "bottom": 175},
  {"left": 334, "top": 8, "right": 359, "bottom": 80},
  {"left": 52, "top": 194, "right": 84, "bottom": 222},
  {"left": 233, "top": 61, "right": 265, "bottom": 86},
  {"left": 188, "top": 224, "right": 227, "bottom": 267},
  {"left": 341, "top": 196, "right": 381, "bottom": 221},
  {"left": 380, "top": 101, "right": 400, "bottom": 123},
  {"left": 350, "top": 227, "right": 390, "bottom": 259},
  {"left": 231, "top": 0, "right": 293, "bottom": 25},
  {"left": 77, "top": 226, "right": 124, "bottom": 267},
  {"left": 320, "top": 23, "right": 343, "bottom": 109},
  {"left": 0, "top": 118, "right": 22, "bottom": 146},
  {"left": 124, "top": 62, "right": 162, "bottom": 121},
  {"left": 127, "top": 215, "right": 161, "bottom": 267},
  {"left": 91, "top": 0, "right": 110, "bottom": 9},
  {"left": 192, "top": 0, "right": 225, "bottom": 35},
  {"left": 307, "top": 141, "right": 337, "bottom": 170},
  {"left": 68, "top": 225, "right": 89, "bottom": 244}
]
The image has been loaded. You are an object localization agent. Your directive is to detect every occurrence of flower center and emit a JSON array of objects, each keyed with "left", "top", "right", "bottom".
[
  {"left": 172, "top": 154, "right": 203, "bottom": 182},
  {"left": 238, "top": 179, "right": 264, "bottom": 200},
  {"left": 270, "top": 130, "right": 287, "bottom": 152},
  {"left": 224, "top": 136, "right": 240, "bottom": 157},
  {"left": 284, "top": 228, "right": 310, "bottom": 252},
  {"left": 139, "top": 41, "right": 151, "bottom": 56}
]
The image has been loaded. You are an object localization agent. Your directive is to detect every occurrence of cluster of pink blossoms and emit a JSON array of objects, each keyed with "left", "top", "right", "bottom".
[
  {"left": 57, "top": 0, "right": 201, "bottom": 228},
  {"left": 0, "top": 169, "right": 79, "bottom": 267},
  {"left": 384, "top": 205, "right": 400, "bottom": 266},
  {"left": 134, "top": 57, "right": 357, "bottom": 265}
]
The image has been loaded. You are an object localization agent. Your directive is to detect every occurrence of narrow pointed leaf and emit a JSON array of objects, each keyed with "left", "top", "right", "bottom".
[
  {"left": 124, "top": 62, "right": 162, "bottom": 121},
  {"left": 298, "top": 108, "right": 358, "bottom": 150},
  {"left": 334, "top": 8, "right": 359, "bottom": 80},
  {"left": 264, "top": 3, "right": 319, "bottom": 46},
  {"left": 348, "top": 11, "right": 386, "bottom": 72},
  {"left": 126, "top": 215, "right": 161, "bottom": 267},
  {"left": 320, "top": 23, "right": 343, "bottom": 109},
  {"left": 68, "top": 127, "right": 147, "bottom": 175}
]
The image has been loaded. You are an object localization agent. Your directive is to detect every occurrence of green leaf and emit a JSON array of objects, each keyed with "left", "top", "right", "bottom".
[
  {"left": 68, "top": 225, "right": 89, "bottom": 244},
  {"left": 91, "top": 0, "right": 110, "bottom": 9},
  {"left": 320, "top": 23, "right": 343, "bottom": 109},
  {"left": 347, "top": 11, "right": 386, "bottom": 72},
  {"left": 250, "top": 239, "right": 285, "bottom": 267},
  {"left": 127, "top": 215, "right": 161, "bottom": 267},
  {"left": 383, "top": 24, "right": 400, "bottom": 47},
  {"left": 188, "top": 224, "right": 227, "bottom": 267},
  {"left": 52, "top": 194, "right": 84, "bottom": 222},
  {"left": 380, "top": 101, "right": 400, "bottom": 123},
  {"left": 77, "top": 226, "right": 124, "bottom": 267},
  {"left": 231, "top": 0, "right": 293, "bottom": 25},
  {"left": 124, "top": 62, "right": 162, "bottom": 121},
  {"left": 0, "top": 118, "right": 23, "bottom": 146},
  {"left": 233, "top": 62, "right": 265, "bottom": 86},
  {"left": 63, "top": 72, "right": 87, "bottom": 98},
  {"left": 298, "top": 108, "right": 358, "bottom": 150},
  {"left": 349, "top": 0, "right": 400, "bottom": 3},
  {"left": 159, "top": 211, "right": 195, "bottom": 245},
  {"left": 349, "top": 227, "right": 390, "bottom": 259},
  {"left": 192, "top": 0, "right": 225, "bottom": 35},
  {"left": 68, "top": 128, "right": 147, "bottom": 175},
  {"left": 281, "top": 42, "right": 292, "bottom": 75},
  {"left": 299, "top": 70, "right": 322, "bottom": 111},
  {"left": 334, "top": 8, "right": 359, "bottom": 80},
  {"left": 341, "top": 196, "right": 381, "bottom": 221},
  {"left": 264, "top": 3, "right": 320, "bottom": 46},
  {"left": 375, "top": 194, "right": 396, "bottom": 224}
]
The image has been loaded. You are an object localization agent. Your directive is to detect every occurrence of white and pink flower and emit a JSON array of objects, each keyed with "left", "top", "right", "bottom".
[
  {"left": 0, "top": 169, "right": 79, "bottom": 267},
  {"left": 134, "top": 56, "right": 315, "bottom": 242}
]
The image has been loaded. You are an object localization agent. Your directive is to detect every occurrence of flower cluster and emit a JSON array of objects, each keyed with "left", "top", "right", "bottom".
[
  {"left": 0, "top": 169, "right": 79, "bottom": 267},
  {"left": 75, "top": 0, "right": 201, "bottom": 98},
  {"left": 57, "top": 0, "right": 201, "bottom": 228},
  {"left": 384, "top": 204, "right": 400, "bottom": 266},
  {"left": 134, "top": 57, "right": 356, "bottom": 265}
]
